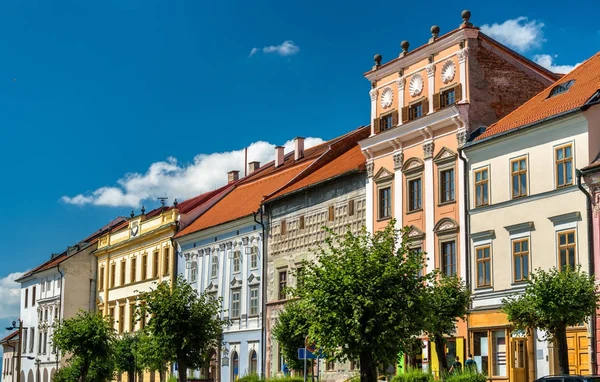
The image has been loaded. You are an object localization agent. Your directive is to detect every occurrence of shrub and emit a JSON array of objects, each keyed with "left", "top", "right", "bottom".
[
  {"left": 390, "top": 369, "right": 433, "bottom": 382},
  {"left": 268, "top": 377, "right": 304, "bottom": 382},
  {"left": 444, "top": 370, "right": 487, "bottom": 382},
  {"left": 239, "top": 375, "right": 264, "bottom": 382}
]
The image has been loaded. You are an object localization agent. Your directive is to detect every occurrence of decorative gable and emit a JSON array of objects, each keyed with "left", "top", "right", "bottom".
[
  {"left": 206, "top": 281, "right": 218, "bottom": 292},
  {"left": 433, "top": 147, "right": 457, "bottom": 165},
  {"left": 230, "top": 276, "right": 242, "bottom": 288},
  {"left": 433, "top": 217, "right": 459, "bottom": 234},
  {"left": 405, "top": 225, "right": 425, "bottom": 241},
  {"left": 402, "top": 157, "right": 424, "bottom": 175},
  {"left": 373, "top": 167, "right": 394, "bottom": 183},
  {"left": 248, "top": 273, "right": 261, "bottom": 286}
]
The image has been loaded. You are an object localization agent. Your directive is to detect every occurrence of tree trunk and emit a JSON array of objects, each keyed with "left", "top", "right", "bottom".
[
  {"left": 359, "top": 351, "right": 377, "bottom": 382},
  {"left": 80, "top": 360, "right": 91, "bottom": 382},
  {"left": 159, "top": 370, "right": 165, "bottom": 382},
  {"left": 555, "top": 325, "right": 570, "bottom": 375},
  {"left": 129, "top": 370, "right": 136, "bottom": 382},
  {"left": 433, "top": 335, "right": 449, "bottom": 375},
  {"left": 178, "top": 358, "right": 187, "bottom": 382}
]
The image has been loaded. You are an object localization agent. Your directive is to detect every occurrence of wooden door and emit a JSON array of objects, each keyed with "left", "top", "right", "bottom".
[
  {"left": 566, "top": 329, "right": 590, "bottom": 375},
  {"left": 511, "top": 338, "right": 527, "bottom": 382}
]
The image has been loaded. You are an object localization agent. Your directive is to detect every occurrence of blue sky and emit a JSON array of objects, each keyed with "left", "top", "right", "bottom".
[{"left": 0, "top": 0, "right": 598, "bottom": 333}]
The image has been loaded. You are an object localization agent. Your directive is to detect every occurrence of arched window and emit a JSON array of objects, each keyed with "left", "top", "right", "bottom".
[
  {"left": 233, "top": 251, "right": 241, "bottom": 273},
  {"left": 249, "top": 350, "right": 258, "bottom": 375},
  {"left": 231, "top": 351, "right": 239, "bottom": 381}
]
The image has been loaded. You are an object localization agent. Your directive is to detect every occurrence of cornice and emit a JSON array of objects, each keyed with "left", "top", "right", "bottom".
[{"left": 93, "top": 222, "right": 176, "bottom": 256}]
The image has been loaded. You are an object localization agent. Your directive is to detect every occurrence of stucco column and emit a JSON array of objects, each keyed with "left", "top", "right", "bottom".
[
  {"left": 457, "top": 48, "right": 468, "bottom": 101},
  {"left": 396, "top": 78, "right": 405, "bottom": 125},
  {"left": 426, "top": 64, "right": 435, "bottom": 114},
  {"left": 424, "top": 142, "right": 435, "bottom": 273},
  {"left": 393, "top": 151, "right": 404, "bottom": 229},
  {"left": 457, "top": 131, "right": 467, "bottom": 280},
  {"left": 369, "top": 89, "right": 378, "bottom": 136},
  {"left": 366, "top": 162, "right": 374, "bottom": 234}
]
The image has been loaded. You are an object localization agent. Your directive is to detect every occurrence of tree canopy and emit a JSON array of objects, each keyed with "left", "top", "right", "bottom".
[
  {"left": 272, "top": 301, "right": 310, "bottom": 371},
  {"left": 295, "top": 221, "right": 431, "bottom": 382},
  {"left": 114, "top": 332, "right": 140, "bottom": 382},
  {"left": 503, "top": 266, "right": 598, "bottom": 375},
  {"left": 137, "top": 276, "right": 227, "bottom": 382}
]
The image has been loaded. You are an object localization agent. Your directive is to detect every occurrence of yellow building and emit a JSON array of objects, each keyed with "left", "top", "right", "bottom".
[{"left": 358, "top": 10, "right": 557, "bottom": 376}]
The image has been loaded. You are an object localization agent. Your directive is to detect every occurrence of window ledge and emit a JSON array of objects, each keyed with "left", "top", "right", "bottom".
[
  {"left": 437, "top": 200, "right": 456, "bottom": 207},
  {"left": 407, "top": 208, "right": 423, "bottom": 215},
  {"left": 475, "top": 285, "right": 493, "bottom": 291},
  {"left": 377, "top": 216, "right": 392, "bottom": 222}
]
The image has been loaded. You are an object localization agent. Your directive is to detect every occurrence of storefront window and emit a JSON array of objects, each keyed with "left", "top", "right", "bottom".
[
  {"left": 492, "top": 330, "right": 507, "bottom": 377},
  {"left": 472, "top": 331, "right": 489, "bottom": 374},
  {"left": 445, "top": 340, "right": 457, "bottom": 367}
]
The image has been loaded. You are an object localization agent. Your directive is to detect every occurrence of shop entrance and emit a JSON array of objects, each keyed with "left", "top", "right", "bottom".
[{"left": 510, "top": 338, "right": 527, "bottom": 382}]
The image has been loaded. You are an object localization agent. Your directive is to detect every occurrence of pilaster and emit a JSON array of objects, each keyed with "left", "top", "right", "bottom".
[
  {"left": 423, "top": 141, "right": 435, "bottom": 273},
  {"left": 457, "top": 48, "right": 468, "bottom": 101},
  {"left": 370, "top": 89, "right": 378, "bottom": 136},
  {"left": 366, "top": 162, "right": 374, "bottom": 233},
  {"left": 426, "top": 64, "right": 436, "bottom": 114}
]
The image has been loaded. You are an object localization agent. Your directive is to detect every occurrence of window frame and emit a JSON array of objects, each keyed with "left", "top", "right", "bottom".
[
  {"left": 250, "top": 246, "right": 259, "bottom": 270},
  {"left": 409, "top": 102, "right": 423, "bottom": 121},
  {"left": 555, "top": 143, "right": 574, "bottom": 188},
  {"left": 162, "top": 247, "right": 170, "bottom": 276},
  {"left": 557, "top": 230, "right": 576, "bottom": 271},
  {"left": 120, "top": 260, "right": 127, "bottom": 286},
  {"left": 231, "top": 290, "right": 241, "bottom": 319},
  {"left": 130, "top": 257, "right": 137, "bottom": 283},
  {"left": 98, "top": 266, "right": 105, "bottom": 290},
  {"left": 380, "top": 112, "right": 394, "bottom": 131},
  {"left": 407, "top": 177, "right": 423, "bottom": 213},
  {"left": 278, "top": 269, "right": 288, "bottom": 301},
  {"left": 438, "top": 167, "right": 456, "bottom": 205},
  {"left": 190, "top": 261, "right": 198, "bottom": 283},
  {"left": 440, "top": 88, "right": 456, "bottom": 108},
  {"left": 474, "top": 167, "right": 490, "bottom": 207},
  {"left": 475, "top": 245, "right": 492, "bottom": 288},
  {"left": 211, "top": 253, "right": 218, "bottom": 278},
  {"left": 233, "top": 250, "right": 241, "bottom": 274},
  {"left": 249, "top": 286, "right": 259, "bottom": 316},
  {"left": 510, "top": 156, "right": 528, "bottom": 199},
  {"left": 378, "top": 186, "right": 392, "bottom": 220},
  {"left": 440, "top": 240, "right": 457, "bottom": 277},
  {"left": 512, "top": 238, "right": 530, "bottom": 283},
  {"left": 141, "top": 254, "right": 148, "bottom": 281}
]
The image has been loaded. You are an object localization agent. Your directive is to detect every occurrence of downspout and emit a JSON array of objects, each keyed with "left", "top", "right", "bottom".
[
  {"left": 56, "top": 262, "right": 64, "bottom": 372},
  {"left": 458, "top": 147, "right": 471, "bottom": 356},
  {"left": 253, "top": 206, "right": 266, "bottom": 379},
  {"left": 577, "top": 169, "right": 597, "bottom": 374}
]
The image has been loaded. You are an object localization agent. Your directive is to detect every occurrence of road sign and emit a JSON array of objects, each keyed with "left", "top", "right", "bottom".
[
  {"left": 298, "top": 348, "right": 317, "bottom": 360},
  {"left": 305, "top": 337, "right": 317, "bottom": 353}
]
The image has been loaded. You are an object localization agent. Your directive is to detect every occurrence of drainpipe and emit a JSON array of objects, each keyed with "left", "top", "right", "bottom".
[
  {"left": 458, "top": 148, "right": 471, "bottom": 359},
  {"left": 253, "top": 206, "right": 266, "bottom": 379},
  {"left": 577, "top": 169, "right": 597, "bottom": 374},
  {"left": 56, "top": 263, "right": 64, "bottom": 372}
]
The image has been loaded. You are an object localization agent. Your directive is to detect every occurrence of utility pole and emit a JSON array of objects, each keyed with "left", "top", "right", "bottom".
[{"left": 16, "top": 320, "right": 23, "bottom": 382}]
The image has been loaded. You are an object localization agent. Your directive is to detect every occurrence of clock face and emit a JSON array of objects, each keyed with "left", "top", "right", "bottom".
[
  {"left": 441, "top": 60, "right": 456, "bottom": 84},
  {"left": 409, "top": 74, "right": 424, "bottom": 97},
  {"left": 380, "top": 87, "right": 393, "bottom": 109}
]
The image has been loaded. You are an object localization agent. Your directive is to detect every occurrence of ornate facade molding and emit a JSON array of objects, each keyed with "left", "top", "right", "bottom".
[
  {"left": 457, "top": 47, "right": 469, "bottom": 63},
  {"left": 426, "top": 63, "right": 436, "bottom": 78},
  {"left": 366, "top": 162, "right": 374, "bottom": 178},
  {"left": 369, "top": 89, "right": 378, "bottom": 101},
  {"left": 393, "top": 152, "right": 404, "bottom": 170},
  {"left": 456, "top": 131, "right": 467, "bottom": 147},
  {"left": 396, "top": 77, "right": 406, "bottom": 91},
  {"left": 423, "top": 142, "right": 435, "bottom": 160}
]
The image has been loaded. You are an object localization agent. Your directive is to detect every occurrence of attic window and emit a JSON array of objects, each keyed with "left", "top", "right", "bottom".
[{"left": 548, "top": 80, "right": 575, "bottom": 98}]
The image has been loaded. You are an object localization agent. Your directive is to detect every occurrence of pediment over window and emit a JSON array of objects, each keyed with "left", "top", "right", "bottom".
[
  {"left": 433, "top": 147, "right": 457, "bottom": 165},
  {"left": 374, "top": 167, "right": 394, "bottom": 183},
  {"left": 405, "top": 225, "right": 425, "bottom": 241},
  {"left": 434, "top": 217, "right": 459, "bottom": 234},
  {"left": 230, "top": 277, "right": 243, "bottom": 288},
  {"left": 206, "top": 281, "right": 218, "bottom": 292},
  {"left": 402, "top": 157, "right": 424, "bottom": 175},
  {"left": 248, "top": 273, "right": 261, "bottom": 286}
]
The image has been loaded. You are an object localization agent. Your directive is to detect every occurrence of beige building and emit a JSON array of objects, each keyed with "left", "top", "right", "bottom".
[
  {"left": 1, "top": 331, "right": 19, "bottom": 382},
  {"left": 464, "top": 52, "right": 600, "bottom": 381}
]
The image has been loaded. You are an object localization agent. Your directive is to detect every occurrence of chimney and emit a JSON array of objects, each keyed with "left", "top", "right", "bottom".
[
  {"left": 294, "top": 137, "right": 305, "bottom": 161},
  {"left": 227, "top": 170, "right": 239, "bottom": 183},
  {"left": 248, "top": 161, "right": 261, "bottom": 174},
  {"left": 275, "top": 146, "right": 284, "bottom": 167}
]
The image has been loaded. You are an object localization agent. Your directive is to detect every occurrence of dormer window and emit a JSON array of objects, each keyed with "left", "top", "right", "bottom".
[{"left": 548, "top": 80, "right": 575, "bottom": 98}]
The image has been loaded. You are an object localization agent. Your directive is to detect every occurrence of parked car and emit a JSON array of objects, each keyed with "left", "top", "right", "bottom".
[{"left": 534, "top": 375, "right": 600, "bottom": 382}]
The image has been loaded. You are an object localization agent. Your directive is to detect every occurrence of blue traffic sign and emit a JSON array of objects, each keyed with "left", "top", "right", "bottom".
[{"left": 298, "top": 348, "right": 317, "bottom": 360}]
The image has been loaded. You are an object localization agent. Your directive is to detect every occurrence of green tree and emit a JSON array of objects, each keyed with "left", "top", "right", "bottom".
[
  {"left": 296, "top": 221, "right": 431, "bottom": 382},
  {"left": 137, "top": 276, "right": 227, "bottom": 382},
  {"left": 272, "top": 301, "right": 310, "bottom": 372},
  {"left": 503, "top": 266, "right": 598, "bottom": 375},
  {"left": 114, "top": 332, "right": 140, "bottom": 382},
  {"left": 136, "top": 331, "right": 170, "bottom": 382},
  {"left": 53, "top": 310, "right": 115, "bottom": 382},
  {"left": 423, "top": 276, "right": 471, "bottom": 373}
]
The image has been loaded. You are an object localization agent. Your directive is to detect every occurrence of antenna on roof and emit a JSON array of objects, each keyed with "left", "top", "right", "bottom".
[{"left": 157, "top": 196, "right": 168, "bottom": 207}]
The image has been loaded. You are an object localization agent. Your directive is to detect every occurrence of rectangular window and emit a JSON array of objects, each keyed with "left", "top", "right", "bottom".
[
  {"left": 474, "top": 168, "right": 489, "bottom": 207},
  {"left": 211, "top": 254, "right": 218, "bottom": 278},
  {"left": 380, "top": 113, "right": 394, "bottom": 131},
  {"left": 348, "top": 200, "right": 355, "bottom": 216},
  {"left": 25, "top": 289, "right": 28, "bottom": 308},
  {"left": 281, "top": 220, "right": 287, "bottom": 235},
  {"left": 513, "top": 238, "right": 529, "bottom": 282},
  {"left": 412, "top": 247, "right": 424, "bottom": 277},
  {"left": 278, "top": 270, "right": 288, "bottom": 300},
  {"left": 163, "top": 248, "right": 170, "bottom": 276},
  {"left": 378, "top": 187, "right": 392, "bottom": 219},
  {"left": 121, "top": 261, "right": 126, "bottom": 286},
  {"left": 440, "top": 168, "right": 455, "bottom": 203},
  {"left": 111, "top": 263, "right": 116, "bottom": 288},
  {"left": 233, "top": 251, "right": 241, "bottom": 273},
  {"left": 556, "top": 144, "right": 573, "bottom": 188},
  {"left": 511, "top": 157, "right": 528, "bottom": 199},
  {"left": 22, "top": 329, "right": 27, "bottom": 353},
  {"left": 231, "top": 290, "right": 240, "bottom": 318},
  {"left": 440, "top": 88, "right": 456, "bottom": 108},
  {"left": 492, "top": 330, "right": 507, "bottom": 376},
  {"left": 409, "top": 103, "right": 423, "bottom": 121},
  {"left": 558, "top": 230, "right": 576, "bottom": 270},
  {"left": 131, "top": 257, "right": 137, "bottom": 283},
  {"left": 153, "top": 251, "right": 159, "bottom": 278},
  {"left": 250, "top": 247, "right": 258, "bottom": 269},
  {"left": 476, "top": 246, "right": 491, "bottom": 287},
  {"left": 119, "top": 306, "right": 125, "bottom": 333},
  {"left": 130, "top": 304, "right": 136, "bottom": 332},
  {"left": 98, "top": 267, "right": 105, "bottom": 290},
  {"left": 408, "top": 178, "right": 422, "bottom": 212},
  {"left": 30, "top": 328, "right": 35, "bottom": 353},
  {"left": 109, "top": 307, "right": 115, "bottom": 325},
  {"left": 32, "top": 286, "right": 36, "bottom": 306},
  {"left": 38, "top": 332, "right": 42, "bottom": 354},
  {"left": 328, "top": 205, "right": 335, "bottom": 221},
  {"left": 190, "top": 262, "right": 197, "bottom": 282},
  {"left": 249, "top": 287, "right": 259, "bottom": 316},
  {"left": 41, "top": 279, "right": 45, "bottom": 293},
  {"left": 441, "top": 241, "right": 457, "bottom": 276},
  {"left": 299, "top": 215, "right": 305, "bottom": 230},
  {"left": 142, "top": 254, "right": 148, "bottom": 281}
]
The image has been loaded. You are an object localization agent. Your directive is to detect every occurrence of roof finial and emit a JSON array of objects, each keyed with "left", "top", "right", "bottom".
[
  {"left": 130, "top": 210, "right": 135, "bottom": 218},
  {"left": 173, "top": 199, "right": 178, "bottom": 207},
  {"left": 461, "top": 10, "right": 472, "bottom": 28},
  {"left": 400, "top": 41, "right": 409, "bottom": 57},
  {"left": 373, "top": 54, "right": 382, "bottom": 70},
  {"left": 141, "top": 205, "right": 146, "bottom": 215},
  {"left": 429, "top": 25, "right": 440, "bottom": 43}
]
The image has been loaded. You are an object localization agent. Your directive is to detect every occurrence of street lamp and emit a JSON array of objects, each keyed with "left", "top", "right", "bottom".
[{"left": 5, "top": 320, "right": 24, "bottom": 382}]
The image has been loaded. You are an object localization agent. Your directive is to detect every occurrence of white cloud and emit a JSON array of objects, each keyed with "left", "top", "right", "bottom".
[
  {"left": 249, "top": 40, "right": 300, "bottom": 57},
  {"left": 62, "top": 137, "right": 324, "bottom": 208},
  {"left": 0, "top": 272, "right": 24, "bottom": 320},
  {"left": 533, "top": 54, "right": 581, "bottom": 74},
  {"left": 481, "top": 17, "right": 545, "bottom": 52}
]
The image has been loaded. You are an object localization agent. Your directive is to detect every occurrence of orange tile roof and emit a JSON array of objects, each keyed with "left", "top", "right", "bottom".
[
  {"left": 0, "top": 331, "right": 18, "bottom": 344},
  {"left": 265, "top": 128, "right": 369, "bottom": 201},
  {"left": 475, "top": 51, "right": 600, "bottom": 141},
  {"left": 175, "top": 183, "right": 233, "bottom": 214}
]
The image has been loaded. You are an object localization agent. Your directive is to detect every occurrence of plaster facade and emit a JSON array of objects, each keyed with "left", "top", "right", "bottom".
[{"left": 1, "top": 332, "right": 19, "bottom": 382}]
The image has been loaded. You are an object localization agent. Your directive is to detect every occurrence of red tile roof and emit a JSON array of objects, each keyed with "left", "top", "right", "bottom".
[
  {"left": 0, "top": 331, "right": 18, "bottom": 344},
  {"left": 175, "top": 183, "right": 233, "bottom": 214},
  {"left": 175, "top": 129, "right": 367, "bottom": 238},
  {"left": 475, "top": 51, "right": 600, "bottom": 141}
]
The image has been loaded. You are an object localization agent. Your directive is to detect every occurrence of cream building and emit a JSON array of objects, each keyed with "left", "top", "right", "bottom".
[
  {"left": 464, "top": 52, "right": 600, "bottom": 381},
  {"left": 1, "top": 331, "right": 19, "bottom": 382}
]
